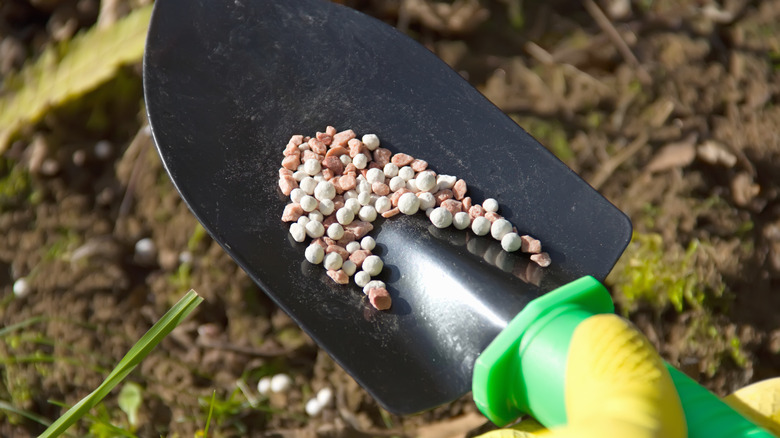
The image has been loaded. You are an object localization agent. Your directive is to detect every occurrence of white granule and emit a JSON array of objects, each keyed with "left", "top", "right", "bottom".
[
  {"left": 430, "top": 207, "right": 453, "bottom": 229},
  {"left": 362, "top": 255, "right": 383, "bottom": 276},
  {"left": 398, "top": 192, "right": 420, "bottom": 215},
  {"left": 471, "top": 216, "right": 491, "bottom": 236},
  {"left": 453, "top": 212, "right": 471, "bottom": 230},
  {"left": 304, "top": 244, "right": 324, "bottom": 264}
]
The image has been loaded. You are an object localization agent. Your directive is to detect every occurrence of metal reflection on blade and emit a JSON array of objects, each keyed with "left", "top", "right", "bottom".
[{"left": 412, "top": 254, "right": 509, "bottom": 331}]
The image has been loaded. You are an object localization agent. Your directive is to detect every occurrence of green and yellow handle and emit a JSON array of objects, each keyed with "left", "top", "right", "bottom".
[{"left": 472, "top": 276, "right": 780, "bottom": 438}]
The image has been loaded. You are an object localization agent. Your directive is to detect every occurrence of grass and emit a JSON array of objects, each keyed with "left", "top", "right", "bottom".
[
  {"left": 606, "top": 231, "right": 751, "bottom": 377},
  {"left": 607, "top": 232, "right": 721, "bottom": 313},
  {"left": 38, "top": 289, "right": 202, "bottom": 437},
  {"left": 0, "top": 156, "right": 32, "bottom": 212}
]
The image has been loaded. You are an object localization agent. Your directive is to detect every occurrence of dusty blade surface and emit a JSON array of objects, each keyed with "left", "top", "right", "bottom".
[{"left": 143, "top": 0, "right": 632, "bottom": 414}]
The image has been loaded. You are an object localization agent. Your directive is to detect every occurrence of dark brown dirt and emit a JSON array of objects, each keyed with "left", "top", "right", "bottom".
[{"left": 2, "top": 0, "right": 780, "bottom": 436}]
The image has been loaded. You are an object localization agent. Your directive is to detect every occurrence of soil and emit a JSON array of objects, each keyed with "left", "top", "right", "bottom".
[{"left": 2, "top": 0, "right": 780, "bottom": 436}]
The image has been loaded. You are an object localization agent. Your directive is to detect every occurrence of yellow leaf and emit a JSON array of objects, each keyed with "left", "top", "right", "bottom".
[{"left": 0, "top": 4, "right": 152, "bottom": 151}]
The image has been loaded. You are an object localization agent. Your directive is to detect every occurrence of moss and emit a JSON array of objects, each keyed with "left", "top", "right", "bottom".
[
  {"left": 607, "top": 232, "right": 724, "bottom": 314},
  {"left": 0, "top": 157, "right": 32, "bottom": 212},
  {"left": 504, "top": 0, "right": 525, "bottom": 30},
  {"left": 188, "top": 224, "right": 209, "bottom": 252}
]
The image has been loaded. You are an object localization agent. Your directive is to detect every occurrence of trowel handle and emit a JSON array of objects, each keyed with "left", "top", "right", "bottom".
[
  {"left": 472, "top": 276, "right": 775, "bottom": 438},
  {"left": 664, "top": 364, "right": 777, "bottom": 437}
]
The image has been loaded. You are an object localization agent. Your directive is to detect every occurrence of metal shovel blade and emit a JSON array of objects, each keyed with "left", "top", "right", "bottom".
[{"left": 143, "top": 0, "right": 632, "bottom": 415}]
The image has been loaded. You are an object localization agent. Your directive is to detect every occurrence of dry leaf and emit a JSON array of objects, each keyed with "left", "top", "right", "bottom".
[
  {"left": 0, "top": 4, "right": 152, "bottom": 151},
  {"left": 731, "top": 172, "right": 760, "bottom": 207},
  {"left": 645, "top": 135, "right": 697, "bottom": 173},
  {"left": 697, "top": 140, "right": 737, "bottom": 167}
]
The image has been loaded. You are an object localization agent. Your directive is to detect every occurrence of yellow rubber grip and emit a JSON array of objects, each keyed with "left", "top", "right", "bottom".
[
  {"left": 724, "top": 377, "right": 780, "bottom": 437},
  {"left": 478, "top": 314, "right": 687, "bottom": 438}
]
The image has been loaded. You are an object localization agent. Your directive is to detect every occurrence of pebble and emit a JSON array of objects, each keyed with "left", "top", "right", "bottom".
[
  {"left": 353, "top": 154, "right": 368, "bottom": 169},
  {"left": 389, "top": 176, "right": 406, "bottom": 192},
  {"left": 94, "top": 140, "right": 113, "bottom": 159},
  {"left": 179, "top": 251, "right": 194, "bottom": 264},
  {"left": 324, "top": 252, "right": 343, "bottom": 270},
  {"left": 327, "top": 223, "right": 345, "bottom": 240},
  {"left": 280, "top": 128, "right": 551, "bottom": 312},
  {"left": 305, "top": 243, "right": 325, "bottom": 264},
  {"left": 305, "top": 221, "right": 325, "bottom": 238},
  {"left": 483, "top": 198, "right": 499, "bottom": 212},
  {"left": 290, "top": 223, "right": 306, "bottom": 242},
  {"left": 491, "top": 218, "right": 513, "bottom": 240},
  {"left": 362, "top": 134, "right": 380, "bottom": 151},
  {"left": 368, "top": 287, "right": 392, "bottom": 310},
  {"left": 357, "top": 191, "right": 372, "bottom": 206},
  {"left": 355, "top": 271, "right": 371, "bottom": 287},
  {"left": 303, "top": 159, "right": 321, "bottom": 175},
  {"left": 361, "top": 236, "right": 376, "bottom": 251},
  {"left": 531, "top": 252, "right": 552, "bottom": 267},
  {"left": 453, "top": 212, "right": 471, "bottom": 230},
  {"left": 305, "top": 397, "right": 324, "bottom": 416},
  {"left": 417, "top": 192, "right": 436, "bottom": 210},
  {"left": 270, "top": 374, "right": 293, "bottom": 393},
  {"left": 501, "top": 232, "right": 522, "bottom": 252},
  {"left": 293, "top": 170, "right": 307, "bottom": 181},
  {"left": 13, "top": 277, "right": 29, "bottom": 297},
  {"left": 336, "top": 207, "right": 355, "bottom": 225},
  {"left": 314, "top": 180, "right": 336, "bottom": 200},
  {"left": 358, "top": 205, "right": 377, "bottom": 222},
  {"left": 383, "top": 163, "right": 399, "bottom": 177},
  {"left": 257, "top": 377, "right": 272, "bottom": 395},
  {"left": 366, "top": 168, "right": 385, "bottom": 184},
  {"left": 472, "top": 216, "right": 491, "bottom": 236},
  {"left": 346, "top": 241, "right": 361, "bottom": 253},
  {"left": 362, "top": 255, "right": 383, "bottom": 276},
  {"left": 290, "top": 188, "right": 305, "bottom": 203},
  {"left": 357, "top": 179, "right": 371, "bottom": 194},
  {"left": 363, "top": 280, "right": 387, "bottom": 294},
  {"left": 375, "top": 196, "right": 392, "bottom": 213},
  {"left": 430, "top": 207, "right": 453, "bottom": 229},
  {"left": 134, "top": 238, "right": 157, "bottom": 265},
  {"left": 318, "top": 199, "right": 335, "bottom": 215},
  {"left": 316, "top": 387, "right": 333, "bottom": 406},
  {"left": 415, "top": 171, "right": 437, "bottom": 192},
  {"left": 398, "top": 192, "right": 420, "bottom": 215},
  {"left": 521, "top": 235, "right": 542, "bottom": 254},
  {"left": 398, "top": 166, "right": 415, "bottom": 181},
  {"left": 345, "top": 198, "right": 361, "bottom": 214},
  {"left": 342, "top": 260, "right": 357, "bottom": 276},
  {"left": 300, "top": 177, "right": 317, "bottom": 195},
  {"left": 436, "top": 174, "right": 457, "bottom": 190}
]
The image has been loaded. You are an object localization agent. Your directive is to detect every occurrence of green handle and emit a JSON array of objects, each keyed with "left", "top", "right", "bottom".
[
  {"left": 473, "top": 276, "right": 775, "bottom": 437},
  {"left": 666, "top": 365, "right": 774, "bottom": 437}
]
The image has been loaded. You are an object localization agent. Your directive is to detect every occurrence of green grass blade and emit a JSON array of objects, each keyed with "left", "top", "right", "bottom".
[
  {"left": 0, "top": 399, "right": 52, "bottom": 427},
  {"left": 0, "top": 316, "right": 45, "bottom": 337},
  {"left": 39, "top": 289, "right": 203, "bottom": 438}
]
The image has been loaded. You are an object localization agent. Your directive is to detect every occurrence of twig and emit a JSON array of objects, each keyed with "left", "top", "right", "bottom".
[
  {"left": 117, "top": 125, "right": 152, "bottom": 221},
  {"left": 582, "top": 0, "right": 652, "bottom": 84},
  {"left": 524, "top": 41, "right": 611, "bottom": 94},
  {"left": 589, "top": 132, "right": 648, "bottom": 190}
]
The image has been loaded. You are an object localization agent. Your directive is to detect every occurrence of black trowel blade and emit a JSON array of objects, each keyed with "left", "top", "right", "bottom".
[{"left": 143, "top": 0, "right": 632, "bottom": 414}]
